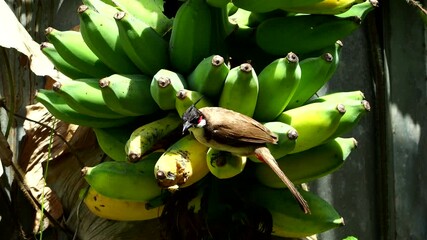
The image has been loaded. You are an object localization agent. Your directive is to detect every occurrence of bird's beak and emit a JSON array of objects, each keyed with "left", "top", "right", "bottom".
[{"left": 182, "top": 121, "right": 192, "bottom": 135}]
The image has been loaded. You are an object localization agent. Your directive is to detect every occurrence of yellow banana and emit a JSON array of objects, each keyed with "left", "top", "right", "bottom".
[
  {"left": 154, "top": 134, "right": 209, "bottom": 190},
  {"left": 83, "top": 187, "right": 163, "bottom": 221}
]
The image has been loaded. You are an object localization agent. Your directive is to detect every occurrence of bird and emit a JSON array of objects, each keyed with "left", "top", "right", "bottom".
[{"left": 182, "top": 104, "right": 311, "bottom": 214}]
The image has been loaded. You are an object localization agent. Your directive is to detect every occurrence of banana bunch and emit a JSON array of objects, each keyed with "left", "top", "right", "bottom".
[{"left": 35, "top": 0, "right": 377, "bottom": 236}]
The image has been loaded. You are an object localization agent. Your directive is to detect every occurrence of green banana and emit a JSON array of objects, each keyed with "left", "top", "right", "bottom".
[
  {"left": 82, "top": 0, "right": 118, "bottom": 17},
  {"left": 231, "top": 0, "right": 280, "bottom": 13},
  {"left": 218, "top": 63, "right": 259, "bottom": 117},
  {"left": 286, "top": 51, "right": 337, "bottom": 109},
  {"left": 93, "top": 126, "right": 136, "bottom": 162},
  {"left": 110, "top": 0, "right": 173, "bottom": 36},
  {"left": 206, "top": 0, "right": 230, "bottom": 8},
  {"left": 150, "top": 69, "right": 188, "bottom": 110},
  {"left": 125, "top": 113, "right": 182, "bottom": 162},
  {"left": 245, "top": 183, "right": 344, "bottom": 238},
  {"left": 275, "top": 101, "right": 346, "bottom": 153},
  {"left": 77, "top": 5, "right": 139, "bottom": 74},
  {"left": 35, "top": 89, "right": 135, "bottom": 128},
  {"left": 336, "top": 0, "right": 379, "bottom": 19},
  {"left": 98, "top": 74, "right": 160, "bottom": 116},
  {"left": 308, "top": 90, "right": 365, "bottom": 104},
  {"left": 187, "top": 55, "right": 229, "bottom": 102},
  {"left": 154, "top": 134, "right": 209, "bottom": 190},
  {"left": 263, "top": 121, "right": 299, "bottom": 159},
  {"left": 206, "top": 148, "right": 247, "bottom": 179},
  {"left": 255, "top": 137, "right": 358, "bottom": 188},
  {"left": 226, "top": 2, "right": 238, "bottom": 15},
  {"left": 308, "top": 91, "right": 370, "bottom": 140},
  {"left": 280, "top": 0, "right": 364, "bottom": 15},
  {"left": 228, "top": 7, "right": 286, "bottom": 28},
  {"left": 209, "top": 4, "right": 235, "bottom": 58},
  {"left": 326, "top": 99, "right": 371, "bottom": 140},
  {"left": 51, "top": 79, "right": 125, "bottom": 119},
  {"left": 44, "top": 27, "right": 114, "bottom": 78},
  {"left": 82, "top": 151, "right": 163, "bottom": 202},
  {"left": 40, "top": 42, "right": 91, "bottom": 79},
  {"left": 175, "top": 89, "right": 213, "bottom": 117},
  {"left": 253, "top": 52, "right": 301, "bottom": 121},
  {"left": 169, "top": 0, "right": 212, "bottom": 74},
  {"left": 255, "top": 14, "right": 361, "bottom": 56},
  {"left": 114, "top": 11, "right": 169, "bottom": 76}
]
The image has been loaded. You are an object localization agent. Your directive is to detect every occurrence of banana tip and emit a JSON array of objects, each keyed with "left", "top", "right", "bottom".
[
  {"left": 114, "top": 11, "right": 126, "bottom": 20},
  {"left": 81, "top": 167, "right": 89, "bottom": 176},
  {"left": 98, "top": 78, "right": 110, "bottom": 88},
  {"left": 77, "top": 5, "right": 89, "bottom": 14}
]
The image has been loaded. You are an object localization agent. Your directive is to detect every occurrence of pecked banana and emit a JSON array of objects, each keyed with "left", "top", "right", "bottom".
[
  {"left": 82, "top": 151, "right": 163, "bottom": 202},
  {"left": 255, "top": 137, "right": 358, "bottom": 188},
  {"left": 253, "top": 52, "right": 301, "bottom": 121},
  {"left": 114, "top": 11, "right": 169, "bottom": 76},
  {"left": 51, "top": 79, "right": 125, "bottom": 119},
  {"left": 125, "top": 113, "right": 182, "bottom": 162},
  {"left": 150, "top": 69, "right": 188, "bottom": 110},
  {"left": 44, "top": 27, "right": 114, "bottom": 78},
  {"left": 154, "top": 134, "right": 209, "bottom": 190},
  {"left": 218, "top": 63, "right": 259, "bottom": 117},
  {"left": 169, "top": 0, "right": 212, "bottom": 74},
  {"left": 40, "top": 42, "right": 90, "bottom": 79},
  {"left": 187, "top": 55, "right": 230, "bottom": 103},
  {"left": 83, "top": 187, "right": 163, "bottom": 221},
  {"left": 77, "top": 5, "right": 139, "bottom": 74},
  {"left": 206, "top": 148, "right": 247, "bottom": 179},
  {"left": 98, "top": 74, "right": 160, "bottom": 116},
  {"left": 276, "top": 101, "right": 346, "bottom": 153},
  {"left": 35, "top": 89, "right": 135, "bottom": 128}
]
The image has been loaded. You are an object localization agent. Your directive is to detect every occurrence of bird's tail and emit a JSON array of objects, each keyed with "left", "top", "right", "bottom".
[{"left": 254, "top": 146, "right": 311, "bottom": 214}]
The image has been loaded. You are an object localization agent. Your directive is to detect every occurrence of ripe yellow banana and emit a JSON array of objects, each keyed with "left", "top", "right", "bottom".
[
  {"left": 83, "top": 187, "right": 163, "bottom": 221},
  {"left": 154, "top": 134, "right": 209, "bottom": 190}
]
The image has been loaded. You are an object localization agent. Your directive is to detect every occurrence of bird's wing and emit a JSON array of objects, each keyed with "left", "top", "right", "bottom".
[{"left": 203, "top": 108, "right": 277, "bottom": 145}]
